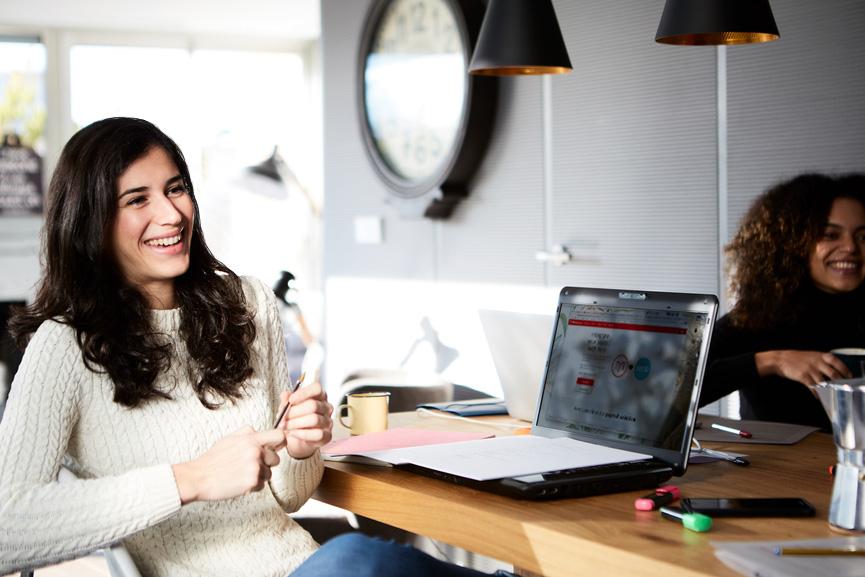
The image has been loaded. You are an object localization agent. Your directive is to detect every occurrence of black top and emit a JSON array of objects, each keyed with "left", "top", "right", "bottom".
[{"left": 699, "top": 286, "right": 865, "bottom": 430}]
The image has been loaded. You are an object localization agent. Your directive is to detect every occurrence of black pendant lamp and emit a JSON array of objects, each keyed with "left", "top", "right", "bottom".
[
  {"left": 655, "top": 0, "right": 779, "bottom": 46},
  {"left": 469, "top": 0, "right": 572, "bottom": 76}
]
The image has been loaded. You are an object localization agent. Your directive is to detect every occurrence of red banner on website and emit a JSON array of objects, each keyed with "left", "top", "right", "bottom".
[{"left": 568, "top": 319, "right": 686, "bottom": 334}]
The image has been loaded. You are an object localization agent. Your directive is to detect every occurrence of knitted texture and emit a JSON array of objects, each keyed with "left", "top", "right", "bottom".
[{"left": 0, "top": 276, "right": 323, "bottom": 576}]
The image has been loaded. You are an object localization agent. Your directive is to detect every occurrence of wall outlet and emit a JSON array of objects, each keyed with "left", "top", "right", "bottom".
[{"left": 353, "top": 216, "right": 384, "bottom": 245}]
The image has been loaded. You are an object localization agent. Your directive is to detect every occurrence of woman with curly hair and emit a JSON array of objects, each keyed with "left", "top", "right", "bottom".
[
  {"left": 0, "top": 118, "right": 509, "bottom": 577},
  {"left": 699, "top": 173, "right": 865, "bottom": 428}
]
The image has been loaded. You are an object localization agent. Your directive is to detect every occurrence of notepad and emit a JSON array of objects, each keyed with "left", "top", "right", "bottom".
[
  {"left": 713, "top": 536, "right": 865, "bottom": 577},
  {"left": 695, "top": 416, "right": 819, "bottom": 445}
]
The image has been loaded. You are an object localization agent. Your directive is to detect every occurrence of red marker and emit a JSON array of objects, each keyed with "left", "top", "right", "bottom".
[
  {"left": 711, "top": 423, "right": 752, "bottom": 438},
  {"left": 634, "top": 485, "right": 681, "bottom": 511}
]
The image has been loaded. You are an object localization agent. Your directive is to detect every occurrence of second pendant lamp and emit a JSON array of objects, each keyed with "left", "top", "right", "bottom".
[{"left": 655, "top": 0, "right": 780, "bottom": 46}]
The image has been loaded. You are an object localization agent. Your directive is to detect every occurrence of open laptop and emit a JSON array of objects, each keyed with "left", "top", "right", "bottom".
[
  {"left": 398, "top": 286, "right": 718, "bottom": 500},
  {"left": 477, "top": 309, "right": 553, "bottom": 421}
]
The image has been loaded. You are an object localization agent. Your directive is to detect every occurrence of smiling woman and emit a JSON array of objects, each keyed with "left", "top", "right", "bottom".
[
  {"left": 0, "top": 117, "right": 513, "bottom": 577},
  {"left": 112, "top": 147, "right": 195, "bottom": 310},
  {"left": 9, "top": 117, "right": 257, "bottom": 409},
  {"left": 0, "top": 117, "right": 331, "bottom": 575},
  {"left": 808, "top": 196, "right": 865, "bottom": 294},
  {"left": 699, "top": 173, "right": 865, "bottom": 428}
]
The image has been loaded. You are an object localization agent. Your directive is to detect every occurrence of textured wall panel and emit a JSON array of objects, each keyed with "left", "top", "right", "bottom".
[
  {"left": 726, "top": 0, "right": 865, "bottom": 241},
  {"left": 437, "top": 77, "right": 547, "bottom": 285},
  {"left": 322, "top": 0, "right": 865, "bottom": 318},
  {"left": 548, "top": 0, "right": 719, "bottom": 295},
  {"left": 322, "top": 0, "right": 436, "bottom": 280}
]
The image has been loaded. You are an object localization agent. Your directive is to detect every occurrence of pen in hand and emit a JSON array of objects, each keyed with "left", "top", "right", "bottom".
[{"left": 273, "top": 372, "right": 306, "bottom": 429}]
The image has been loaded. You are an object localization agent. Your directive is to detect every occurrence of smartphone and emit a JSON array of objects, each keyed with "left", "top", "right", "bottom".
[{"left": 681, "top": 498, "right": 816, "bottom": 517}]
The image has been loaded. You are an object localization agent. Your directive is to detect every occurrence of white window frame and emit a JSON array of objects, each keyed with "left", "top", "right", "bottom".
[{"left": 1, "top": 25, "right": 322, "bottom": 189}]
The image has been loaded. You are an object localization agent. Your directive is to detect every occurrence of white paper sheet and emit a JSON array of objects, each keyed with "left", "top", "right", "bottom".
[
  {"left": 713, "top": 536, "right": 865, "bottom": 577},
  {"left": 364, "top": 435, "right": 651, "bottom": 481}
]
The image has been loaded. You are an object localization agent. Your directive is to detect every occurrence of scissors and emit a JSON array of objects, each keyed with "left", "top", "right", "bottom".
[{"left": 272, "top": 372, "right": 306, "bottom": 428}]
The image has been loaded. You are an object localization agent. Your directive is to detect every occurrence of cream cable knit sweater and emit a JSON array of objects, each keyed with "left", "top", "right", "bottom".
[{"left": 0, "top": 276, "right": 323, "bottom": 577}]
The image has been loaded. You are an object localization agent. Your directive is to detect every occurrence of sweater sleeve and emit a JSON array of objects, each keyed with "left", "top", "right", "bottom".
[
  {"left": 0, "top": 321, "right": 181, "bottom": 575},
  {"left": 698, "top": 314, "right": 761, "bottom": 406},
  {"left": 242, "top": 276, "right": 324, "bottom": 513}
]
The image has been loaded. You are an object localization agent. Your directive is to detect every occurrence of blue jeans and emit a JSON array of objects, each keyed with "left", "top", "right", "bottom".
[{"left": 290, "top": 533, "right": 516, "bottom": 577}]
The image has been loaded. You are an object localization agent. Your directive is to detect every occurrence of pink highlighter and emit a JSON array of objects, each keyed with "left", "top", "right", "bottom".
[{"left": 634, "top": 485, "right": 681, "bottom": 511}]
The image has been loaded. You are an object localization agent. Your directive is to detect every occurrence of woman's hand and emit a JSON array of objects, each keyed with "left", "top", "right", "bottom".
[
  {"left": 172, "top": 426, "right": 287, "bottom": 505},
  {"left": 275, "top": 381, "right": 333, "bottom": 460},
  {"left": 755, "top": 350, "right": 852, "bottom": 386}
]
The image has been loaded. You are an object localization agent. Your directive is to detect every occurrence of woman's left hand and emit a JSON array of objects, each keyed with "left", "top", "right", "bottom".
[{"left": 275, "top": 382, "right": 333, "bottom": 460}]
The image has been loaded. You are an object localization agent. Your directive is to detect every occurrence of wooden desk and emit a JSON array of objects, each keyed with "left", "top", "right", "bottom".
[{"left": 313, "top": 412, "right": 839, "bottom": 577}]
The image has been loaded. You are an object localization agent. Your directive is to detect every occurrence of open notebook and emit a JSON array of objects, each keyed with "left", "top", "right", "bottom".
[{"left": 398, "top": 286, "right": 718, "bottom": 500}]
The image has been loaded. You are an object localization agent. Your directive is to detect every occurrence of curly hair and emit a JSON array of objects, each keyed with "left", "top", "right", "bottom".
[
  {"left": 726, "top": 172, "right": 865, "bottom": 331},
  {"left": 8, "top": 118, "right": 256, "bottom": 408}
]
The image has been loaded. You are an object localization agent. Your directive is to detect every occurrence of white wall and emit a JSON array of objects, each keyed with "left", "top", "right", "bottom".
[{"left": 0, "top": 217, "right": 40, "bottom": 301}]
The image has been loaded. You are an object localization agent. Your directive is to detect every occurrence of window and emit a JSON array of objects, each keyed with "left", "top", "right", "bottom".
[
  {"left": 69, "top": 43, "right": 322, "bottom": 291},
  {"left": 0, "top": 37, "right": 46, "bottom": 215},
  {"left": 0, "top": 37, "right": 46, "bottom": 152}
]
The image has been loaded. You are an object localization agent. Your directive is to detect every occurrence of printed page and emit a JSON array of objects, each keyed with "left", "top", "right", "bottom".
[{"left": 380, "top": 435, "right": 650, "bottom": 481}]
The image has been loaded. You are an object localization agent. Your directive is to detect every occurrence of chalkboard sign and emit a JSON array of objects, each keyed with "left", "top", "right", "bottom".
[{"left": 0, "top": 135, "right": 43, "bottom": 215}]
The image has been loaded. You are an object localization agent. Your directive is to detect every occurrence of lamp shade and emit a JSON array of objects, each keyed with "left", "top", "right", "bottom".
[
  {"left": 469, "top": 0, "right": 572, "bottom": 76},
  {"left": 655, "top": 0, "right": 779, "bottom": 46},
  {"left": 249, "top": 151, "right": 282, "bottom": 183},
  {"left": 234, "top": 147, "right": 288, "bottom": 199}
]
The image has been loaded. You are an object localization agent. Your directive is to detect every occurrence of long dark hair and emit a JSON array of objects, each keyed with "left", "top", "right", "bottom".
[
  {"left": 727, "top": 172, "right": 865, "bottom": 330},
  {"left": 8, "top": 117, "right": 255, "bottom": 408}
]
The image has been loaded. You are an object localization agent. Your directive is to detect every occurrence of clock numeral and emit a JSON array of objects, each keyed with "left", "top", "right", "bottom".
[
  {"left": 442, "top": 22, "right": 456, "bottom": 53},
  {"left": 375, "top": 0, "right": 461, "bottom": 55},
  {"left": 396, "top": 13, "right": 408, "bottom": 45},
  {"left": 428, "top": 134, "right": 443, "bottom": 161},
  {"left": 401, "top": 131, "right": 443, "bottom": 170},
  {"left": 410, "top": 0, "right": 427, "bottom": 35},
  {"left": 414, "top": 133, "right": 428, "bottom": 165},
  {"left": 402, "top": 131, "right": 412, "bottom": 164}
]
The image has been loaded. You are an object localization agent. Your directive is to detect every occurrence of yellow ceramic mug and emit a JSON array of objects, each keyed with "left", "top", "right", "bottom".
[{"left": 338, "top": 392, "right": 390, "bottom": 435}]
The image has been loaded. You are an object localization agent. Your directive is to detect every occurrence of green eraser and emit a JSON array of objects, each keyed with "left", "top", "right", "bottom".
[{"left": 682, "top": 512, "right": 713, "bottom": 532}]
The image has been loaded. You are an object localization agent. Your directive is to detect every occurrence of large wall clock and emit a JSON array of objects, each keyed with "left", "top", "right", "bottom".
[{"left": 357, "top": 0, "right": 497, "bottom": 219}]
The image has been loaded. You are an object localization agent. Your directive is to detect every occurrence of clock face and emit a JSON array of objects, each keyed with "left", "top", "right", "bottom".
[{"left": 362, "top": 0, "right": 469, "bottom": 192}]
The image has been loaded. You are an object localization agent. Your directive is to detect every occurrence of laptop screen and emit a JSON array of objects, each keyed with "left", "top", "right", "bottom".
[{"left": 534, "top": 288, "right": 716, "bottom": 470}]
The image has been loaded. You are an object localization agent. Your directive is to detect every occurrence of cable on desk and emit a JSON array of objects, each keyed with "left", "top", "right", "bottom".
[{"left": 415, "top": 407, "right": 526, "bottom": 430}]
